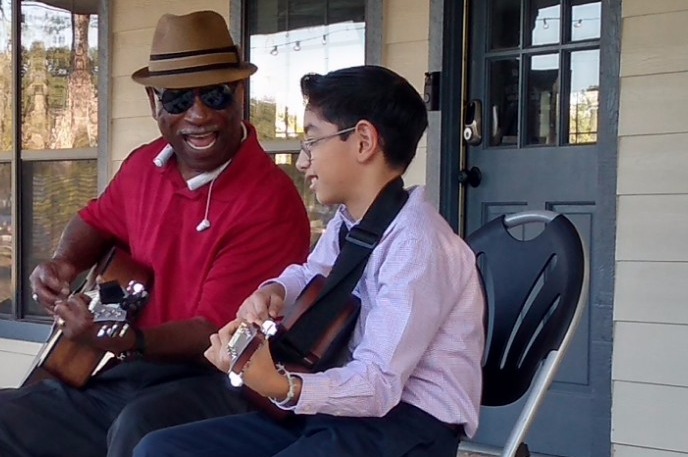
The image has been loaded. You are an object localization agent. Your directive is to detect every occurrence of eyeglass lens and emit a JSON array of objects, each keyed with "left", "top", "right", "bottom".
[{"left": 159, "top": 85, "right": 234, "bottom": 115}]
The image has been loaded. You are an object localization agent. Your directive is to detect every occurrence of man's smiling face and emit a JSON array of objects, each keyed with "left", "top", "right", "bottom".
[{"left": 149, "top": 83, "right": 245, "bottom": 176}]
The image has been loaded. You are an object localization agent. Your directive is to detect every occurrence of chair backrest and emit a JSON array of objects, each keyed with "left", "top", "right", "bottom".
[{"left": 466, "top": 211, "right": 587, "bottom": 408}]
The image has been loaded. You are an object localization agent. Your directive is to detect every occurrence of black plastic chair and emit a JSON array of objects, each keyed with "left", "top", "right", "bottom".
[{"left": 466, "top": 210, "right": 588, "bottom": 457}]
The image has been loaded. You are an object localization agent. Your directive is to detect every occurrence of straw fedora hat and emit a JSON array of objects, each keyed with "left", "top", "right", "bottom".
[{"left": 132, "top": 11, "right": 257, "bottom": 89}]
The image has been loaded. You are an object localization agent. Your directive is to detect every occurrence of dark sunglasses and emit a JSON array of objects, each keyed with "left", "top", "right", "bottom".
[{"left": 154, "top": 84, "right": 237, "bottom": 115}]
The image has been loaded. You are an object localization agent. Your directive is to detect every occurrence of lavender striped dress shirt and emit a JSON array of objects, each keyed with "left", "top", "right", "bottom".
[{"left": 274, "top": 186, "right": 485, "bottom": 437}]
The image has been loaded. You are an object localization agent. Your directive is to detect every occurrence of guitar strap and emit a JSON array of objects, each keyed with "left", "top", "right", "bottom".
[{"left": 280, "top": 176, "right": 409, "bottom": 361}]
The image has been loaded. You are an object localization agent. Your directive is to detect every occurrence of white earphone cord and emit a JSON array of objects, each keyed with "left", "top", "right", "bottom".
[{"left": 196, "top": 176, "right": 216, "bottom": 232}]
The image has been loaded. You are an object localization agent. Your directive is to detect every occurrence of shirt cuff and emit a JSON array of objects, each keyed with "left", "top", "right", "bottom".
[
  {"left": 292, "top": 371, "right": 332, "bottom": 415},
  {"left": 268, "top": 275, "right": 303, "bottom": 308}
]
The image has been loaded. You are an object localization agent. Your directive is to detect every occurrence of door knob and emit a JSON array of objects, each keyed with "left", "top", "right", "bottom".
[{"left": 458, "top": 166, "right": 482, "bottom": 187}]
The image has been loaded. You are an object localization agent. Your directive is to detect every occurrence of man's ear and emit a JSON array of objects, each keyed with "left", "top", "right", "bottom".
[
  {"left": 355, "top": 120, "right": 380, "bottom": 163},
  {"left": 145, "top": 87, "right": 160, "bottom": 120}
]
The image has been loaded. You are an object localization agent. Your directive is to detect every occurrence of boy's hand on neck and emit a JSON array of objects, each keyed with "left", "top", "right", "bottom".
[{"left": 243, "top": 342, "right": 302, "bottom": 403}]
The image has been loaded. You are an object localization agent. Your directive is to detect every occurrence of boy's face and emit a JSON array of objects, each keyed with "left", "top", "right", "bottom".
[{"left": 297, "top": 109, "right": 358, "bottom": 206}]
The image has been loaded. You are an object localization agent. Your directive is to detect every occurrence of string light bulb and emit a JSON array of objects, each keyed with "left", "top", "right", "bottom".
[
  {"left": 542, "top": 18, "right": 549, "bottom": 29},
  {"left": 321, "top": 34, "right": 327, "bottom": 45},
  {"left": 293, "top": 41, "right": 301, "bottom": 51},
  {"left": 270, "top": 45, "right": 278, "bottom": 56}
]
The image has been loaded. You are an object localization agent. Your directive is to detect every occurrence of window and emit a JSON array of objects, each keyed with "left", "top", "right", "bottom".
[
  {"left": 1, "top": 0, "right": 101, "bottom": 321},
  {"left": 245, "top": 0, "right": 366, "bottom": 246},
  {"left": 487, "top": 0, "right": 600, "bottom": 147}
]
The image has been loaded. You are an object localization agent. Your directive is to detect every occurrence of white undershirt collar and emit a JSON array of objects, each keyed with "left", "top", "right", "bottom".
[{"left": 153, "top": 122, "right": 248, "bottom": 191}]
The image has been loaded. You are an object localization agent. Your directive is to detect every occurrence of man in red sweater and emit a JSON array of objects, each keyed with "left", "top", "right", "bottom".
[{"left": 0, "top": 10, "right": 310, "bottom": 457}]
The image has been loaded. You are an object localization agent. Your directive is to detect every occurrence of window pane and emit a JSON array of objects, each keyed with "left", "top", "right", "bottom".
[
  {"left": 571, "top": 0, "right": 601, "bottom": 41},
  {"left": 0, "top": 2, "right": 12, "bottom": 153},
  {"left": 529, "top": 0, "right": 560, "bottom": 46},
  {"left": 328, "top": 0, "right": 365, "bottom": 24},
  {"left": 526, "top": 54, "right": 559, "bottom": 145},
  {"left": 490, "top": 0, "right": 521, "bottom": 50},
  {"left": 21, "top": 2, "right": 98, "bottom": 151},
  {"left": 271, "top": 153, "right": 337, "bottom": 247},
  {"left": 288, "top": 0, "right": 326, "bottom": 31},
  {"left": 0, "top": 1, "right": 11, "bottom": 315},
  {"left": 489, "top": 59, "right": 520, "bottom": 147},
  {"left": 0, "top": 163, "right": 11, "bottom": 315},
  {"left": 568, "top": 49, "right": 599, "bottom": 144},
  {"left": 21, "top": 160, "right": 97, "bottom": 316},
  {"left": 248, "top": 0, "right": 365, "bottom": 142}
]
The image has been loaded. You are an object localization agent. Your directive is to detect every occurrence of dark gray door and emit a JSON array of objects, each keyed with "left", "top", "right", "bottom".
[{"left": 462, "top": 1, "right": 607, "bottom": 456}]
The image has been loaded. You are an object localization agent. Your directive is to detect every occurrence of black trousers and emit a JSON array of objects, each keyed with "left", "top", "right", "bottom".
[
  {"left": 133, "top": 402, "right": 462, "bottom": 457},
  {"left": 0, "top": 359, "right": 251, "bottom": 457}
]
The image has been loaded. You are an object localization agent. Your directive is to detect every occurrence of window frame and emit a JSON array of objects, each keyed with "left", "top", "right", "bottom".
[
  {"left": 236, "top": 0, "right": 382, "bottom": 247},
  {"left": 482, "top": 0, "right": 602, "bottom": 149},
  {"left": 0, "top": 0, "right": 109, "bottom": 339},
  {"left": 234, "top": 0, "right": 382, "bottom": 152}
]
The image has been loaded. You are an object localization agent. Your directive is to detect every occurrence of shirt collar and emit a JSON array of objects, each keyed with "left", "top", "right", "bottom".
[{"left": 337, "top": 185, "right": 420, "bottom": 227}]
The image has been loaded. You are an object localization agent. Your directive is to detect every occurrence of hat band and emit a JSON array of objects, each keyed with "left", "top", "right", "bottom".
[
  {"left": 150, "top": 45, "right": 238, "bottom": 61},
  {"left": 146, "top": 61, "right": 242, "bottom": 77},
  {"left": 148, "top": 46, "right": 242, "bottom": 74}
]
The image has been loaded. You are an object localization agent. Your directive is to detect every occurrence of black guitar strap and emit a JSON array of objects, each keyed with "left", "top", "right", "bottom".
[{"left": 281, "top": 176, "right": 409, "bottom": 360}]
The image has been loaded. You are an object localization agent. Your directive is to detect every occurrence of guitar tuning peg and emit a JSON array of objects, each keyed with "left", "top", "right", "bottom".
[
  {"left": 261, "top": 320, "right": 278, "bottom": 337},
  {"left": 126, "top": 281, "right": 145, "bottom": 296},
  {"left": 118, "top": 323, "right": 129, "bottom": 338},
  {"left": 97, "top": 326, "right": 107, "bottom": 338},
  {"left": 228, "top": 371, "right": 244, "bottom": 387}
]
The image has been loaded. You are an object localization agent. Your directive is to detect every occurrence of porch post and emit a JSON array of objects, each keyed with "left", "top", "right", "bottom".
[{"left": 438, "top": 0, "right": 465, "bottom": 233}]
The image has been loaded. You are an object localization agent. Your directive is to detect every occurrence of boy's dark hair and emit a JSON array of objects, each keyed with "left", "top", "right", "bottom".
[{"left": 300, "top": 65, "right": 428, "bottom": 171}]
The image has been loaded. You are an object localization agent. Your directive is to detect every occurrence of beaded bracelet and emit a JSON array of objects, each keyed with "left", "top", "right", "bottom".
[{"left": 269, "top": 363, "right": 297, "bottom": 408}]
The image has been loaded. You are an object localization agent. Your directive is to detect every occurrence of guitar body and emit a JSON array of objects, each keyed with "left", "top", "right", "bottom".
[
  {"left": 21, "top": 331, "right": 106, "bottom": 388},
  {"left": 273, "top": 275, "right": 361, "bottom": 371},
  {"left": 21, "top": 247, "right": 152, "bottom": 389},
  {"left": 229, "top": 274, "right": 361, "bottom": 419}
]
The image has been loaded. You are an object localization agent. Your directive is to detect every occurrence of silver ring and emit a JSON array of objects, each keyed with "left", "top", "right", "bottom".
[{"left": 32, "top": 293, "right": 39, "bottom": 302}]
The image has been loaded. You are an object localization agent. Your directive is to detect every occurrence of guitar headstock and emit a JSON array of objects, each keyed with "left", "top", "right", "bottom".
[
  {"left": 90, "top": 280, "right": 150, "bottom": 339},
  {"left": 227, "top": 320, "right": 278, "bottom": 387}
]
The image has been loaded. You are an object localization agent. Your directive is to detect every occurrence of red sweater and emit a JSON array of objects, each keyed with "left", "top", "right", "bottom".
[{"left": 80, "top": 124, "right": 310, "bottom": 328}]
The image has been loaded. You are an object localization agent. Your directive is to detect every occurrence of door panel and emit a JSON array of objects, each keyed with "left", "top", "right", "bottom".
[{"left": 463, "top": 0, "right": 603, "bottom": 455}]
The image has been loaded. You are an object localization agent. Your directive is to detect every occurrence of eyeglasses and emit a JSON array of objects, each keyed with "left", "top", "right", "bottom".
[
  {"left": 300, "top": 126, "right": 356, "bottom": 161},
  {"left": 154, "top": 84, "right": 237, "bottom": 115}
]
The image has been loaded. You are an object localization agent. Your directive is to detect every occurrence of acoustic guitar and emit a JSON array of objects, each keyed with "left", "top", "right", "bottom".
[
  {"left": 227, "top": 274, "right": 360, "bottom": 419},
  {"left": 21, "top": 247, "right": 152, "bottom": 389}
]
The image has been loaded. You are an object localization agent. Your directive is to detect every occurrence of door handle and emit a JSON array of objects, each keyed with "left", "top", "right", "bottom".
[
  {"left": 463, "top": 100, "right": 483, "bottom": 145},
  {"left": 458, "top": 166, "right": 482, "bottom": 188}
]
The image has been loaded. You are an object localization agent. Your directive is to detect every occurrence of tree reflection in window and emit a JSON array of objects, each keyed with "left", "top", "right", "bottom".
[
  {"left": 273, "top": 153, "right": 337, "bottom": 248},
  {"left": 21, "top": 4, "right": 98, "bottom": 150},
  {"left": 19, "top": 1, "right": 99, "bottom": 318},
  {"left": 0, "top": 163, "right": 10, "bottom": 314}
]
